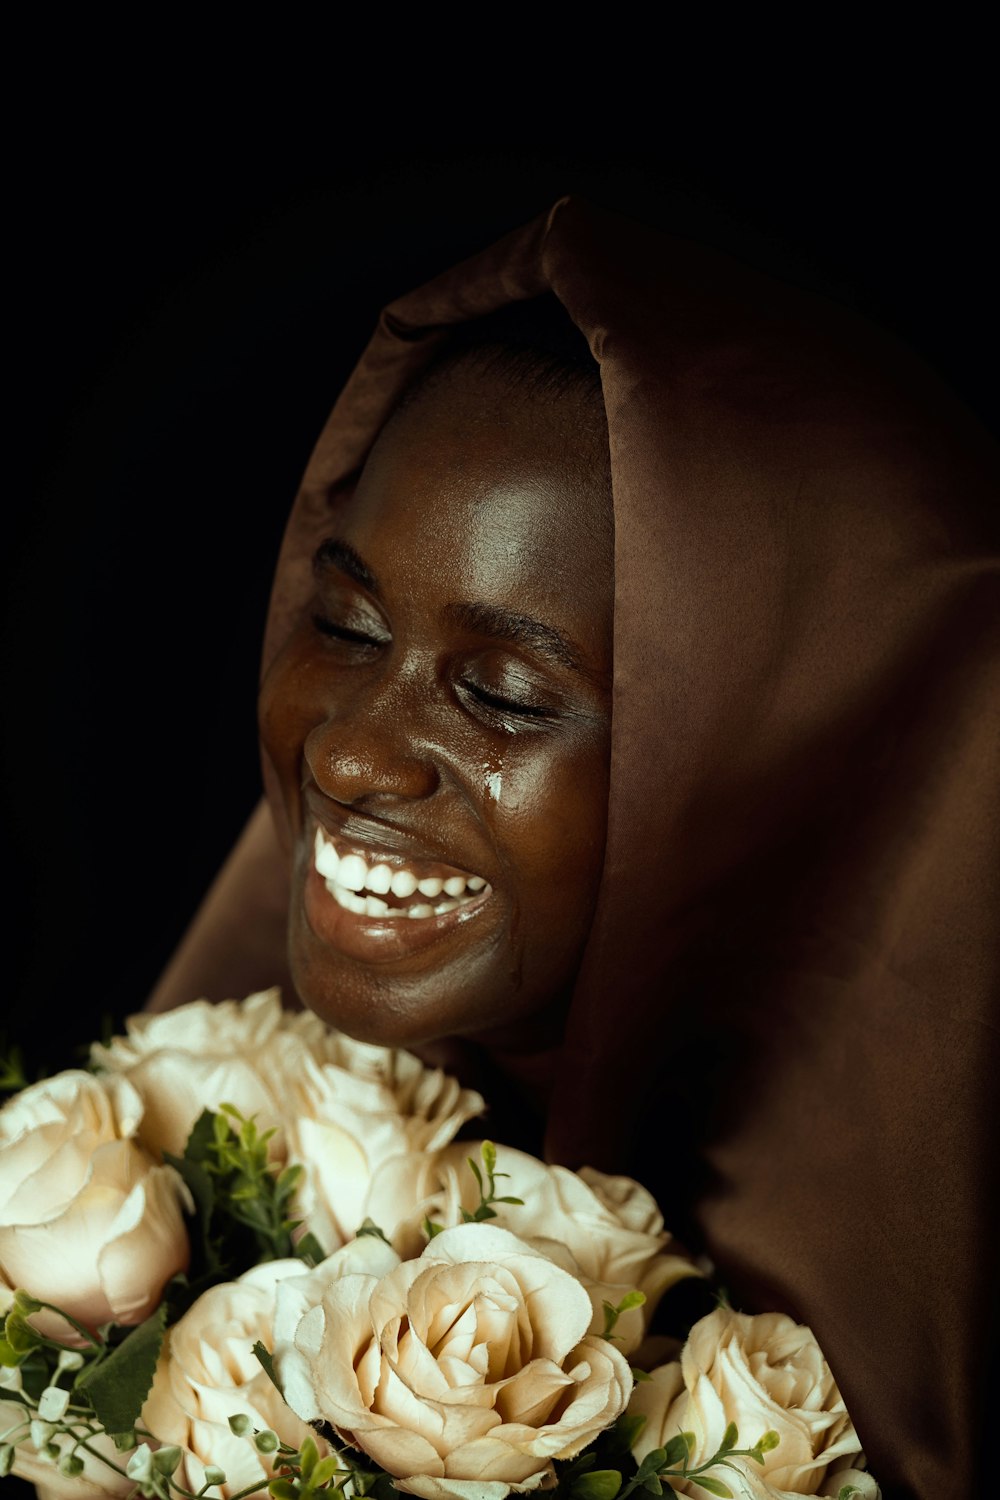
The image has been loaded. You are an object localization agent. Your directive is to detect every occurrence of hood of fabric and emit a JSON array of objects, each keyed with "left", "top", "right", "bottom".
[{"left": 261, "top": 197, "right": 999, "bottom": 1498}]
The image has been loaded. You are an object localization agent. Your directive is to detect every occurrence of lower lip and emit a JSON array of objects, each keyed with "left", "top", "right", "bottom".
[{"left": 302, "top": 858, "right": 492, "bottom": 964}]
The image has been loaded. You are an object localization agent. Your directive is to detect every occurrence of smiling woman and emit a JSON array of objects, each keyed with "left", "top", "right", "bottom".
[
  {"left": 259, "top": 314, "right": 613, "bottom": 1055},
  {"left": 143, "top": 197, "right": 998, "bottom": 1500}
]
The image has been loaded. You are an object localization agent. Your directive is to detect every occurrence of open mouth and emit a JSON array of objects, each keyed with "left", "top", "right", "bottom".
[{"left": 312, "top": 827, "right": 491, "bottom": 921}]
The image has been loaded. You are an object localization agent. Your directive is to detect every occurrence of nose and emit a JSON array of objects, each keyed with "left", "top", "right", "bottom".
[{"left": 303, "top": 681, "right": 441, "bottom": 811}]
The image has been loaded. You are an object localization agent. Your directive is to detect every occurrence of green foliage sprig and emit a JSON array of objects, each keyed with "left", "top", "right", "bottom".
[
  {"left": 613, "top": 1420, "right": 781, "bottom": 1499},
  {"left": 423, "top": 1140, "right": 525, "bottom": 1240},
  {"left": 165, "top": 1104, "right": 325, "bottom": 1297}
]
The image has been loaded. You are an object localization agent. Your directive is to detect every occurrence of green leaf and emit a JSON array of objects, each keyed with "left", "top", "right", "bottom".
[
  {"left": 690, "top": 1480, "right": 733, "bottom": 1499},
  {"left": 662, "top": 1435, "right": 689, "bottom": 1467},
  {"left": 467, "top": 1157, "right": 484, "bottom": 1193},
  {"left": 295, "top": 1231, "right": 326, "bottom": 1266},
  {"left": 76, "top": 1304, "right": 167, "bottom": 1434},
  {"left": 269, "top": 1482, "right": 298, "bottom": 1500},
  {"left": 355, "top": 1218, "right": 392, "bottom": 1246},
  {"left": 423, "top": 1216, "right": 445, "bottom": 1240},
  {"left": 758, "top": 1431, "right": 780, "bottom": 1454},
  {"left": 617, "top": 1290, "right": 647, "bottom": 1313},
  {"left": 630, "top": 1367, "right": 652, "bottom": 1382},
  {"left": 253, "top": 1340, "right": 283, "bottom": 1395},
  {"left": 572, "top": 1471, "right": 622, "bottom": 1500},
  {"left": 495, "top": 1195, "right": 525, "bottom": 1205},
  {"left": 276, "top": 1165, "right": 304, "bottom": 1202},
  {"left": 611, "top": 1412, "right": 647, "bottom": 1453},
  {"left": 719, "top": 1421, "right": 738, "bottom": 1451},
  {"left": 311, "top": 1456, "right": 344, "bottom": 1486},
  {"left": 635, "top": 1448, "right": 667, "bottom": 1481},
  {"left": 299, "top": 1436, "right": 319, "bottom": 1479},
  {"left": 3, "top": 1314, "right": 40, "bottom": 1354},
  {"left": 642, "top": 1479, "right": 662, "bottom": 1496},
  {"left": 0, "top": 1337, "right": 26, "bottom": 1367},
  {"left": 481, "top": 1141, "right": 497, "bottom": 1176}
]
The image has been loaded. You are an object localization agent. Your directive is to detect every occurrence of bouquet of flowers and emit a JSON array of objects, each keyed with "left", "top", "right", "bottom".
[{"left": 0, "top": 992, "right": 879, "bottom": 1500}]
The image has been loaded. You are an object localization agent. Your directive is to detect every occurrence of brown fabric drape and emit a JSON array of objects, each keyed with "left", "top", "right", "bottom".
[{"left": 165, "top": 197, "right": 1000, "bottom": 1498}]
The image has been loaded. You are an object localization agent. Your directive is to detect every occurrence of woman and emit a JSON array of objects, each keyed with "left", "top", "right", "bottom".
[{"left": 149, "top": 197, "right": 999, "bottom": 1499}]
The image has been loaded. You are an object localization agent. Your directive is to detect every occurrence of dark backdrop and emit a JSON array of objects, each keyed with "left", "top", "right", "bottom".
[{"left": 4, "top": 131, "right": 997, "bottom": 1076}]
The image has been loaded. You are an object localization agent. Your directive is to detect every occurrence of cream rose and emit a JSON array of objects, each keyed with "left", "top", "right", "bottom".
[
  {"left": 629, "top": 1307, "right": 879, "bottom": 1498},
  {"left": 142, "top": 1260, "right": 325, "bottom": 1498},
  {"left": 0, "top": 1071, "right": 189, "bottom": 1334},
  {"left": 364, "top": 1143, "right": 701, "bottom": 1355},
  {"left": 283, "top": 1051, "right": 483, "bottom": 1251},
  {"left": 274, "top": 1222, "right": 633, "bottom": 1500},
  {"left": 92, "top": 991, "right": 483, "bottom": 1234},
  {"left": 91, "top": 989, "right": 344, "bottom": 1159}
]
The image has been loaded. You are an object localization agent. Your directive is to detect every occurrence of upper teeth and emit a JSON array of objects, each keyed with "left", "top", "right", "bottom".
[{"left": 313, "top": 829, "right": 489, "bottom": 920}]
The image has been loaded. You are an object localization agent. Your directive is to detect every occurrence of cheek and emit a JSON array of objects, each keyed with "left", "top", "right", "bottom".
[
  {"left": 258, "top": 641, "right": 323, "bottom": 774},
  {"left": 495, "top": 736, "right": 609, "bottom": 932}
]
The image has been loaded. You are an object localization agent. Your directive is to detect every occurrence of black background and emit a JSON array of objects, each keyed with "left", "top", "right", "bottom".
[{"left": 4, "top": 125, "right": 997, "bottom": 1080}]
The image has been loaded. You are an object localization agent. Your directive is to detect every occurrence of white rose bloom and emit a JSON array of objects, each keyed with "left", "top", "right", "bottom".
[
  {"left": 274, "top": 1222, "right": 633, "bottom": 1500},
  {"left": 364, "top": 1142, "right": 701, "bottom": 1355},
  {"left": 141, "top": 1260, "right": 325, "bottom": 1498},
  {"left": 284, "top": 1052, "right": 483, "bottom": 1252},
  {"left": 1, "top": 1395, "right": 133, "bottom": 1498},
  {"left": 91, "top": 992, "right": 483, "bottom": 1229},
  {"left": 629, "top": 1307, "right": 880, "bottom": 1498},
  {"left": 0, "top": 1071, "right": 189, "bottom": 1334},
  {"left": 91, "top": 989, "right": 343, "bottom": 1159}
]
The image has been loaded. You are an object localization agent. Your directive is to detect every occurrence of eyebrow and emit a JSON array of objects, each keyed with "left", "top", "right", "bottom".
[
  {"left": 314, "top": 537, "right": 584, "bottom": 673},
  {"left": 444, "top": 601, "right": 581, "bottom": 671},
  {"left": 313, "top": 538, "right": 381, "bottom": 598}
]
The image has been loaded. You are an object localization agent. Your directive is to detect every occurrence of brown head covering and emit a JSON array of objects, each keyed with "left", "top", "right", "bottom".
[{"left": 157, "top": 197, "right": 1000, "bottom": 1498}]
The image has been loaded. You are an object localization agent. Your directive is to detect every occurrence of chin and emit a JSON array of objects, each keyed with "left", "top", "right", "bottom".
[{"left": 288, "top": 903, "right": 511, "bottom": 1052}]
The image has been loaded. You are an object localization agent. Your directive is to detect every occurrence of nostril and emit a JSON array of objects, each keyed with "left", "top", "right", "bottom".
[{"left": 305, "top": 722, "right": 439, "bottom": 805}]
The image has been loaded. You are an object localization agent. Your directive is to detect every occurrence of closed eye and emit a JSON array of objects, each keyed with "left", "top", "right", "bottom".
[
  {"left": 312, "top": 613, "right": 388, "bottom": 647},
  {"left": 459, "top": 679, "right": 552, "bottom": 719}
]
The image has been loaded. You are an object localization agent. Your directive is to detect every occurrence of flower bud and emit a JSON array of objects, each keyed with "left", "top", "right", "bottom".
[
  {"left": 153, "top": 1445, "right": 182, "bottom": 1475},
  {"left": 0, "top": 1444, "right": 14, "bottom": 1477},
  {"left": 203, "top": 1466, "right": 227, "bottom": 1485},
  {"left": 59, "top": 1452, "right": 86, "bottom": 1476},
  {"left": 127, "top": 1444, "right": 154, "bottom": 1481},
  {"left": 255, "top": 1428, "right": 279, "bottom": 1453},
  {"left": 38, "top": 1385, "right": 71, "bottom": 1421}
]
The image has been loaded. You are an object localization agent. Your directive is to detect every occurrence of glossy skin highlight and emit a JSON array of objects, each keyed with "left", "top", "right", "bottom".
[{"left": 258, "top": 363, "right": 613, "bottom": 1053}]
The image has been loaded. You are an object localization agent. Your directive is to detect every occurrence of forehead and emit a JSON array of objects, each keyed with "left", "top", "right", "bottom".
[{"left": 345, "top": 363, "right": 612, "bottom": 609}]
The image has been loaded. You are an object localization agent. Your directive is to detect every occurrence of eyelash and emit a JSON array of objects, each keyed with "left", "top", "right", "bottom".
[
  {"left": 458, "top": 680, "right": 551, "bottom": 720},
  {"left": 312, "top": 614, "right": 385, "bottom": 647},
  {"left": 311, "top": 614, "right": 553, "bottom": 721}
]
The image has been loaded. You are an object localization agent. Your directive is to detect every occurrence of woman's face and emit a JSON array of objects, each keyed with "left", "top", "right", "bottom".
[{"left": 259, "top": 361, "right": 613, "bottom": 1051}]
